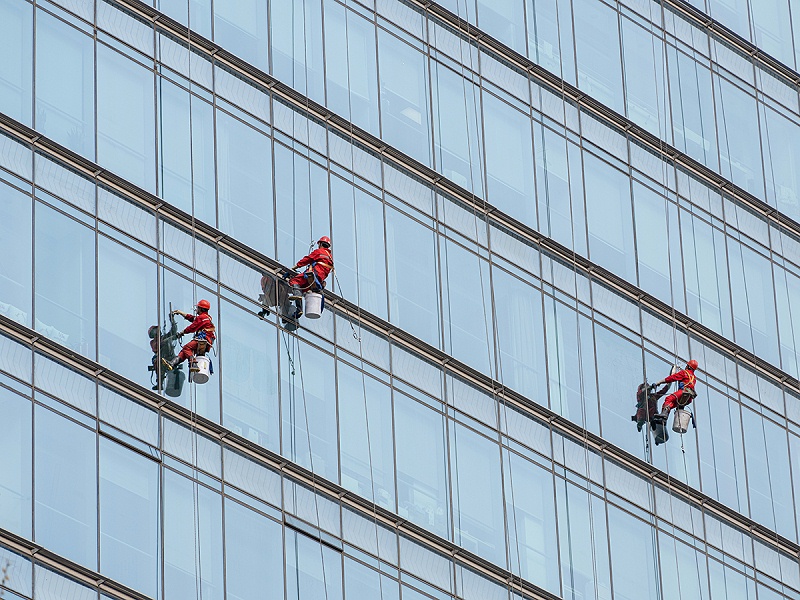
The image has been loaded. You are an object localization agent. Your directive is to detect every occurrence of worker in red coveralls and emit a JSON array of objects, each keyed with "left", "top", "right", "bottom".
[
  {"left": 286, "top": 236, "right": 333, "bottom": 317},
  {"left": 164, "top": 299, "right": 216, "bottom": 369},
  {"left": 652, "top": 359, "right": 698, "bottom": 421}
]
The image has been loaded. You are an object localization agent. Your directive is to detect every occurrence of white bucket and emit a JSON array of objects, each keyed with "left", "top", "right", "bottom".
[
  {"left": 672, "top": 408, "right": 691, "bottom": 434},
  {"left": 304, "top": 292, "right": 323, "bottom": 319},
  {"left": 192, "top": 355, "right": 211, "bottom": 384}
]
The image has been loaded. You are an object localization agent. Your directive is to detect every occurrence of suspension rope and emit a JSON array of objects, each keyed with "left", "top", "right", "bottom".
[{"left": 183, "top": 7, "right": 204, "bottom": 600}]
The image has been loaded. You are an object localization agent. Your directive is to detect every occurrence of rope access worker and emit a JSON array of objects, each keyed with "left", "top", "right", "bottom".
[
  {"left": 285, "top": 236, "right": 333, "bottom": 317},
  {"left": 652, "top": 359, "right": 698, "bottom": 421},
  {"left": 163, "top": 299, "right": 216, "bottom": 369}
]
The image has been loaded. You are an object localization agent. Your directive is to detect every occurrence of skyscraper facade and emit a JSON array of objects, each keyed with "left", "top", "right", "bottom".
[{"left": 1, "top": 0, "right": 799, "bottom": 598}]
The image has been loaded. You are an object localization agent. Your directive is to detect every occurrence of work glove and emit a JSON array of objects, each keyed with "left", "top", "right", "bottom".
[{"left": 281, "top": 270, "right": 292, "bottom": 280}]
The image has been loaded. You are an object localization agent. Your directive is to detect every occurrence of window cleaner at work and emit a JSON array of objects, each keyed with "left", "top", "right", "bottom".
[
  {"left": 285, "top": 236, "right": 333, "bottom": 319},
  {"left": 651, "top": 359, "right": 699, "bottom": 422},
  {"left": 163, "top": 299, "right": 216, "bottom": 370}
]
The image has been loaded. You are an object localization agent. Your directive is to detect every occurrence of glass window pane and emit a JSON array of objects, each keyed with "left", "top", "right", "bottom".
[
  {"left": 0, "top": 183, "right": 32, "bottom": 327},
  {"left": 503, "top": 449, "right": 558, "bottom": 593},
  {"left": 34, "top": 565, "right": 95, "bottom": 600},
  {"left": 164, "top": 469, "right": 224, "bottom": 600},
  {"left": 97, "top": 45, "right": 156, "bottom": 193},
  {"left": 477, "top": 0, "right": 525, "bottom": 53},
  {"left": 0, "top": 388, "right": 32, "bottom": 539},
  {"left": 338, "top": 362, "right": 395, "bottom": 511},
  {"left": 394, "top": 392, "right": 450, "bottom": 539},
  {"left": 270, "top": 0, "right": 325, "bottom": 104},
  {"left": 34, "top": 406, "right": 97, "bottom": 568},
  {"left": 493, "top": 267, "right": 547, "bottom": 406},
  {"left": 344, "top": 556, "right": 400, "bottom": 600},
  {"left": 221, "top": 299, "right": 280, "bottom": 452},
  {"left": 385, "top": 207, "right": 440, "bottom": 348},
  {"left": 324, "top": 1, "right": 380, "bottom": 136},
  {"left": 281, "top": 341, "right": 338, "bottom": 482},
  {"left": 34, "top": 353, "right": 96, "bottom": 415},
  {"left": 35, "top": 12, "right": 95, "bottom": 159},
  {"left": 285, "top": 529, "right": 343, "bottom": 600},
  {"left": 158, "top": 80, "right": 216, "bottom": 224},
  {"left": 572, "top": 0, "right": 623, "bottom": 113},
  {"left": 98, "top": 236, "right": 157, "bottom": 386},
  {"left": 483, "top": 92, "right": 535, "bottom": 226},
  {"left": 331, "top": 179, "right": 388, "bottom": 319},
  {"left": 224, "top": 498, "right": 283, "bottom": 600},
  {"left": 584, "top": 154, "right": 636, "bottom": 282},
  {"left": 377, "top": 29, "right": 432, "bottom": 166},
  {"left": 100, "top": 437, "right": 159, "bottom": 598},
  {"left": 0, "top": 0, "right": 32, "bottom": 126},
  {"left": 213, "top": 0, "right": 268, "bottom": 72},
  {"left": 34, "top": 201, "right": 96, "bottom": 359},
  {"left": 431, "top": 63, "right": 484, "bottom": 197},
  {"left": 0, "top": 333, "right": 32, "bottom": 383},
  {"left": 450, "top": 423, "right": 506, "bottom": 567}
]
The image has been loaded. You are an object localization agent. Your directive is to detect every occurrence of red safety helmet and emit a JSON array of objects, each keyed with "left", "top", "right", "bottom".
[
  {"left": 686, "top": 359, "right": 699, "bottom": 371},
  {"left": 318, "top": 235, "right": 331, "bottom": 248},
  {"left": 197, "top": 299, "right": 211, "bottom": 311}
]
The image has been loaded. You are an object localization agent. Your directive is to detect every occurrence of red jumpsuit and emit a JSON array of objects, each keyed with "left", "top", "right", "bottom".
[
  {"left": 177, "top": 312, "right": 216, "bottom": 363},
  {"left": 661, "top": 369, "right": 697, "bottom": 411},
  {"left": 289, "top": 247, "right": 334, "bottom": 292}
]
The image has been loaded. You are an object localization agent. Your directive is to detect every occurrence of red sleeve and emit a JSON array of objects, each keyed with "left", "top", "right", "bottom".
[
  {"left": 295, "top": 253, "right": 313, "bottom": 268},
  {"left": 183, "top": 314, "right": 204, "bottom": 335},
  {"left": 663, "top": 370, "right": 687, "bottom": 384}
]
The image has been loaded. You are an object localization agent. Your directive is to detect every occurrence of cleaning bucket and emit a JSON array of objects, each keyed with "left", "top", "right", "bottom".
[
  {"left": 304, "top": 292, "right": 323, "bottom": 319},
  {"left": 192, "top": 356, "right": 211, "bottom": 384},
  {"left": 672, "top": 408, "right": 691, "bottom": 434}
]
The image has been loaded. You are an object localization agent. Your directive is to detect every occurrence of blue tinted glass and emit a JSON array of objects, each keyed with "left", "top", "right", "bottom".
[
  {"left": 441, "top": 240, "right": 495, "bottom": 375},
  {"left": 477, "top": 0, "right": 525, "bottom": 54},
  {"left": 323, "top": 1, "right": 380, "bottom": 136},
  {"left": 493, "top": 267, "right": 547, "bottom": 405},
  {"left": 584, "top": 154, "right": 636, "bottom": 282},
  {"left": 274, "top": 143, "right": 330, "bottom": 266},
  {"left": 385, "top": 207, "right": 440, "bottom": 348},
  {"left": 431, "top": 62, "right": 485, "bottom": 197},
  {"left": 157, "top": 0, "right": 213, "bottom": 38},
  {"left": 164, "top": 469, "right": 224, "bottom": 600},
  {"left": 158, "top": 80, "right": 216, "bottom": 224},
  {"left": 394, "top": 392, "right": 450, "bottom": 539},
  {"left": 0, "top": 1, "right": 32, "bottom": 126},
  {"left": 216, "top": 110, "right": 275, "bottom": 258},
  {"left": 338, "top": 363, "right": 395, "bottom": 510},
  {"left": 707, "top": 0, "right": 750, "bottom": 41},
  {"left": 220, "top": 300, "right": 280, "bottom": 452},
  {"left": 34, "top": 201, "right": 96, "bottom": 358},
  {"left": 503, "top": 449, "right": 558, "bottom": 592},
  {"left": 281, "top": 341, "right": 338, "bottom": 482},
  {"left": 35, "top": 406, "right": 97, "bottom": 568},
  {"left": 633, "top": 182, "right": 673, "bottom": 306},
  {"left": 483, "top": 92, "right": 535, "bottom": 226},
  {"left": 270, "top": 0, "right": 326, "bottom": 105},
  {"left": 0, "top": 389, "right": 32, "bottom": 539},
  {"left": 344, "top": 556, "right": 400, "bottom": 600},
  {"left": 526, "top": 0, "right": 577, "bottom": 84},
  {"left": 556, "top": 481, "right": 611, "bottom": 599},
  {"left": 621, "top": 17, "right": 670, "bottom": 140},
  {"left": 0, "top": 183, "right": 32, "bottom": 327},
  {"left": 285, "top": 529, "right": 343, "bottom": 600},
  {"left": 224, "top": 498, "right": 283, "bottom": 600},
  {"left": 593, "top": 324, "right": 644, "bottom": 457},
  {"left": 668, "top": 48, "right": 719, "bottom": 172},
  {"left": 572, "top": 0, "right": 623, "bottom": 114},
  {"left": 377, "top": 29, "right": 432, "bottom": 166},
  {"left": 35, "top": 11, "right": 95, "bottom": 159},
  {"left": 330, "top": 180, "right": 389, "bottom": 319},
  {"left": 214, "top": 0, "right": 268, "bottom": 71},
  {"left": 450, "top": 423, "right": 506, "bottom": 567},
  {"left": 98, "top": 236, "right": 157, "bottom": 386},
  {"left": 35, "top": 566, "right": 95, "bottom": 600},
  {"left": 714, "top": 75, "right": 764, "bottom": 199},
  {"left": 99, "top": 437, "right": 159, "bottom": 598},
  {"left": 727, "top": 240, "right": 780, "bottom": 366},
  {"left": 97, "top": 45, "right": 156, "bottom": 192},
  {"left": 760, "top": 105, "right": 800, "bottom": 222},
  {"left": 658, "top": 532, "right": 710, "bottom": 599}
]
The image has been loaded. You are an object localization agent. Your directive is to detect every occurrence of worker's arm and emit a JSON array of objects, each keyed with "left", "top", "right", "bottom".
[
  {"left": 294, "top": 254, "right": 313, "bottom": 269},
  {"left": 656, "top": 370, "right": 686, "bottom": 386}
]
